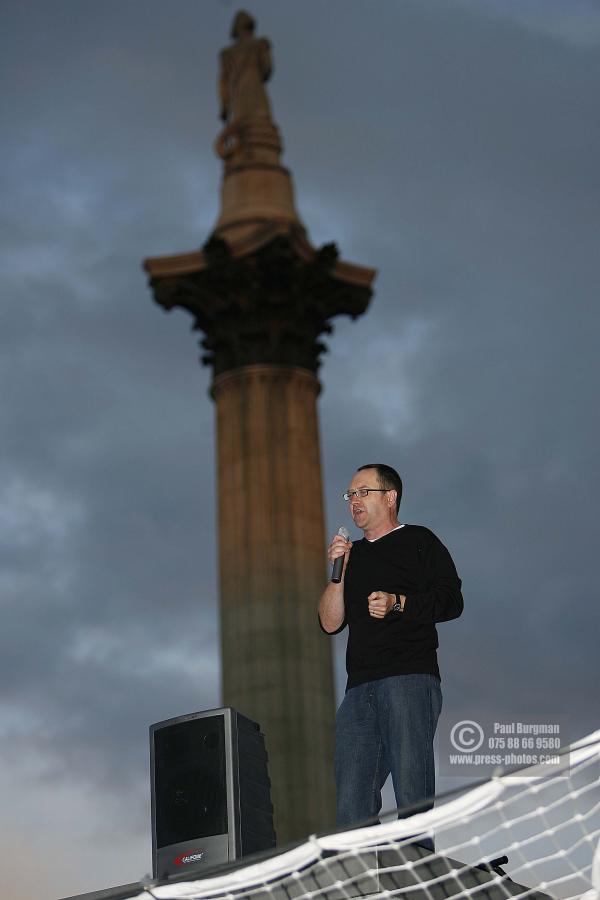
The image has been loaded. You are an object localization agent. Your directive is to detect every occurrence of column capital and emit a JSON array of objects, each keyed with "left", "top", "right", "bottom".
[{"left": 147, "top": 233, "right": 374, "bottom": 377}]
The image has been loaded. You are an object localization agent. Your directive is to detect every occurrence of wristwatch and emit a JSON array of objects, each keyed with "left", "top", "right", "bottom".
[{"left": 390, "top": 594, "right": 405, "bottom": 614}]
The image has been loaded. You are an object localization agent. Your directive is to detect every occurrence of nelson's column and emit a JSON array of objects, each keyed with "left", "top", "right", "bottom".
[{"left": 144, "top": 11, "right": 376, "bottom": 843}]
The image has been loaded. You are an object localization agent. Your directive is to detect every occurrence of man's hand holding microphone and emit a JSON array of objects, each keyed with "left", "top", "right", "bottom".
[
  {"left": 319, "top": 527, "right": 351, "bottom": 633},
  {"left": 329, "top": 526, "right": 352, "bottom": 583}
]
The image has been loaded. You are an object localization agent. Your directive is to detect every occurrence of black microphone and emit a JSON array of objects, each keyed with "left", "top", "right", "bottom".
[{"left": 331, "top": 526, "right": 350, "bottom": 583}]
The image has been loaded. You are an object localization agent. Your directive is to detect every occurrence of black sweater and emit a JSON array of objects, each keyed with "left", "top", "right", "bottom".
[{"left": 333, "top": 525, "right": 463, "bottom": 689}]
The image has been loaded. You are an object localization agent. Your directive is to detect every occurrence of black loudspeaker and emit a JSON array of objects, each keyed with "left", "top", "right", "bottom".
[{"left": 150, "top": 707, "right": 276, "bottom": 878}]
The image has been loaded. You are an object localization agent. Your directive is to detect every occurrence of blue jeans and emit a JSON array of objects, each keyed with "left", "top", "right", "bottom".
[{"left": 335, "top": 674, "right": 442, "bottom": 840}]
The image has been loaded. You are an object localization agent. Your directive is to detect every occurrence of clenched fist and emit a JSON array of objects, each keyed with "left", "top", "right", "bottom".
[{"left": 367, "top": 591, "right": 405, "bottom": 618}]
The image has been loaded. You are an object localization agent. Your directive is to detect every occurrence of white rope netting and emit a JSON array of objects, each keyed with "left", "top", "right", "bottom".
[{"left": 120, "top": 730, "right": 600, "bottom": 900}]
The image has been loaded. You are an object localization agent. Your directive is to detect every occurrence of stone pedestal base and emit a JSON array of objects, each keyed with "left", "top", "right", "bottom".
[{"left": 213, "top": 116, "right": 304, "bottom": 245}]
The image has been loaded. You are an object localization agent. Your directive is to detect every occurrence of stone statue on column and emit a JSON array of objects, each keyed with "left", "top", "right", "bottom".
[
  {"left": 212, "top": 10, "right": 302, "bottom": 245},
  {"left": 219, "top": 10, "right": 273, "bottom": 123}
]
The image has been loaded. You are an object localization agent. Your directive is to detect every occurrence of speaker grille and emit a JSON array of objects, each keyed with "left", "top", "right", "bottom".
[{"left": 154, "top": 716, "right": 227, "bottom": 848}]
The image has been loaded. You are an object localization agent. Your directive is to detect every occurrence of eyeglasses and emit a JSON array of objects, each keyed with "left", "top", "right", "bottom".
[{"left": 343, "top": 488, "right": 389, "bottom": 501}]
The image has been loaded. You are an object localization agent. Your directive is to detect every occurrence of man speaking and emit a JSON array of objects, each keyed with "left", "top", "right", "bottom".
[{"left": 319, "top": 463, "right": 463, "bottom": 836}]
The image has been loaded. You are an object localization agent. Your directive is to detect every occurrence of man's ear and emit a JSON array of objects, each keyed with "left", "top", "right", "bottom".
[{"left": 388, "top": 490, "right": 397, "bottom": 508}]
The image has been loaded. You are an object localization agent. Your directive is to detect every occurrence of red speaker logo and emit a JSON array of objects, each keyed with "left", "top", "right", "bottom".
[{"left": 173, "top": 849, "right": 205, "bottom": 866}]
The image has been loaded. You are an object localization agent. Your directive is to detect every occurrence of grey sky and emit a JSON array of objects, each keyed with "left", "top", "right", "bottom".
[{"left": 1, "top": 1, "right": 599, "bottom": 897}]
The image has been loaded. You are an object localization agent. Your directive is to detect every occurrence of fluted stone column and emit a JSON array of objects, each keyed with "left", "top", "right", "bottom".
[
  {"left": 144, "top": 9, "right": 376, "bottom": 844},
  {"left": 213, "top": 364, "right": 333, "bottom": 836},
  {"left": 145, "top": 237, "right": 374, "bottom": 844}
]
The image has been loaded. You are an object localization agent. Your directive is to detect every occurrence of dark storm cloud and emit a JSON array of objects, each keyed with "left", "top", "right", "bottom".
[
  {"left": 1, "top": 1, "right": 599, "bottom": 895},
  {"left": 312, "top": 0, "right": 600, "bottom": 776}
]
